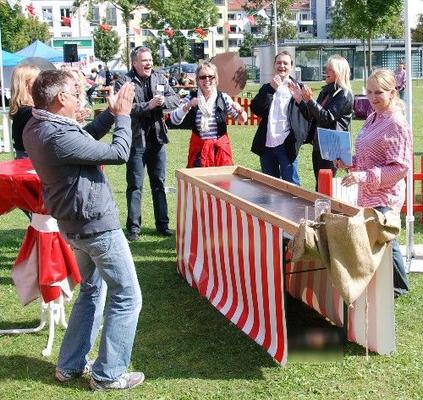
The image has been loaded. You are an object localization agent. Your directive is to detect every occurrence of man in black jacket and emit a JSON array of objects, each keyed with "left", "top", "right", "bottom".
[
  {"left": 116, "top": 47, "right": 179, "bottom": 241},
  {"left": 250, "top": 51, "right": 309, "bottom": 185}
]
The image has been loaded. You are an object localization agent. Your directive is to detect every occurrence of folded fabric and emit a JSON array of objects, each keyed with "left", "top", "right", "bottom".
[{"left": 290, "top": 208, "right": 400, "bottom": 304}]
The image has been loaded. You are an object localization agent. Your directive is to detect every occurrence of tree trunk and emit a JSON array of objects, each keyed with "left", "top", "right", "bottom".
[{"left": 363, "top": 39, "right": 367, "bottom": 87}]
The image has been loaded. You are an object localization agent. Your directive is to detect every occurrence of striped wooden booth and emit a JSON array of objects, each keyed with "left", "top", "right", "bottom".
[{"left": 176, "top": 166, "right": 395, "bottom": 365}]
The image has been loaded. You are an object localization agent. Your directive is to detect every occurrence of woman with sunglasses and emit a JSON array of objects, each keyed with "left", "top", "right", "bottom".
[{"left": 170, "top": 62, "right": 247, "bottom": 167}]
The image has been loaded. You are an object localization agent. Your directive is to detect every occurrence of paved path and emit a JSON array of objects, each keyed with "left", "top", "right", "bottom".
[{"left": 400, "top": 244, "right": 423, "bottom": 273}]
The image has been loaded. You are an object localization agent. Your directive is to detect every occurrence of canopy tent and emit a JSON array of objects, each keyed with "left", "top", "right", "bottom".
[
  {"left": 14, "top": 40, "right": 63, "bottom": 63},
  {"left": 1, "top": 50, "right": 24, "bottom": 67}
]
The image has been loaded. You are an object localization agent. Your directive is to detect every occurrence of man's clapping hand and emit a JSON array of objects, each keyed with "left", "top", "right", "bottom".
[{"left": 107, "top": 83, "right": 135, "bottom": 116}]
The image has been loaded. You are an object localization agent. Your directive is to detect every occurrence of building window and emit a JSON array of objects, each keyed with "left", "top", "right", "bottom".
[
  {"left": 214, "top": 0, "right": 224, "bottom": 5},
  {"left": 218, "top": 13, "right": 222, "bottom": 19},
  {"left": 90, "top": 7, "right": 100, "bottom": 25},
  {"left": 217, "top": 27, "right": 223, "bottom": 34},
  {"left": 142, "top": 29, "right": 152, "bottom": 36},
  {"left": 41, "top": 7, "right": 53, "bottom": 26},
  {"left": 228, "top": 39, "right": 239, "bottom": 47},
  {"left": 141, "top": 13, "right": 149, "bottom": 21},
  {"left": 106, "top": 7, "right": 117, "bottom": 26},
  {"left": 60, "top": 8, "right": 71, "bottom": 26},
  {"left": 216, "top": 40, "right": 224, "bottom": 48},
  {"left": 228, "top": 13, "right": 235, "bottom": 20},
  {"left": 230, "top": 25, "right": 236, "bottom": 33}
]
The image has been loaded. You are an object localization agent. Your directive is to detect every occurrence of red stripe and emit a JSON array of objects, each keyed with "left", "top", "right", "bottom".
[
  {"left": 247, "top": 214, "right": 260, "bottom": 340},
  {"left": 235, "top": 208, "right": 249, "bottom": 328},
  {"left": 272, "top": 226, "right": 285, "bottom": 362},
  {"left": 260, "top": 221, "right": 272, "bottom": 350},
  {"left": 207, "top": 194, "right": 219, "bottom": 304},
  {"left": 178, "top": 180, "right": 188, "bottom": 278},
  {"left": 317, "top": 268, "right": 328, "bottom": 318},
  {"left": 215, "top": 199, "right": 229, "bottom": 310},
  {"left": 224, "top": 203, "right": 238, "bottom": 320},
  {"left": 187, "top": 186, "right": 199, "bottom": 290},
  {"left": 176, "top": 179, "right": 182, "bottom": 274},
  {"left": 197, "top": 191, "right": 210, "bottom": 296}
]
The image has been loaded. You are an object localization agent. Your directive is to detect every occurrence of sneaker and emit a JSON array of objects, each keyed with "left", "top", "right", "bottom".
[
  {"left": 55, "top": 361, "right": 92, "bottom": 382},
  {"left": 89, "top": 371, "right": 145, "bottom": 391},
  {"left": 127, "top": 231, "right": 140, "bottom": 241}
]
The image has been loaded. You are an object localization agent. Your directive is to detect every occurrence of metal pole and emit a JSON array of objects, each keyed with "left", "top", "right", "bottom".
[
  {"left": 0, "top": 24, "right": 6, "bottom": 113},
  {"left": 404, "top": 0, "right": 414, "bottom": 270},
  {"left": 273, "top": 0, "right": 278, "bottom": 57}
]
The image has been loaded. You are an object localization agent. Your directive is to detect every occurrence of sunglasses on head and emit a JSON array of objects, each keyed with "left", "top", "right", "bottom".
[{"left": 198, "top": 75, "right": 215, "bottom": 81}]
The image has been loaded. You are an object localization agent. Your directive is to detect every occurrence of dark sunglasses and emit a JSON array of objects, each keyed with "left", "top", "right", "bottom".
[{"left": 198, "top": 75, "right": 215, "bottom": 81}]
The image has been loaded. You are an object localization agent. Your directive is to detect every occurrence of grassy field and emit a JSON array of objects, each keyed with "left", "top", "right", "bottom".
[{"left": 0, "top": 81, "right": 422, "bottom": 399}]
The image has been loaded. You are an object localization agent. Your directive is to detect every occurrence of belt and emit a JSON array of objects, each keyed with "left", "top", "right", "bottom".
[{"left": 66, "top": 231, "right": 101, "bottom": 240}]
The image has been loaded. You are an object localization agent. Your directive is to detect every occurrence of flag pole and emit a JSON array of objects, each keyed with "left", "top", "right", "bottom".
[
  {"left": 404, "top": 0, "right": 414, "bottom": 270},
  {"left": 0, "top": 23, "right": 6, "bottom": 113},
  {"left": 273, "top": 0, "right": 278, "bottom": 57}
]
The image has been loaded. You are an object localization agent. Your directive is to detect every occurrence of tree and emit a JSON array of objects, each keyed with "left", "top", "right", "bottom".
[
  {"left": 412, "top": 14, "right": 423, "bottom": 42},
  {"left": 330, "top": 0, "right": 403, "bottom": 77},
  {"left": 0, "top": 3, "right": 50, "bottom": 53},
  {"left": 140, "top": 0, "right": 218, "bottom": 66},
  {"left": 243, "top": 0, "right": 297, "bottom": 45},
  {"left": 238, "top": 33, "right": 258, "bottom": 57},
  {"left": 93, "top": 23, "right": 120, "bottom": 65},
  {"left": 73, "top": 0, "right": 146, "bottom": 70}
]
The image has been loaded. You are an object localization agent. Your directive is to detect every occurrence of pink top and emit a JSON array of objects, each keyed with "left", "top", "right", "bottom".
[
  {"left": 394, "top": 69, "right": 406, "bottom": 91},
  {"left": 350, "top": 108, "right": 412, "bottom": 210}
]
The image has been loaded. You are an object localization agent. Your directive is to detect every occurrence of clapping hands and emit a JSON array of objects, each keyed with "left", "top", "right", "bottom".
[{"left": 107, "top": 83, "right": 135, "bottom": 116}]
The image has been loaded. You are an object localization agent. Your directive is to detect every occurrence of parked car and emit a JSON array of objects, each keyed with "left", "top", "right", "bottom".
[{"left": 169, "top": 62, "right": 197, "bottom": 84}]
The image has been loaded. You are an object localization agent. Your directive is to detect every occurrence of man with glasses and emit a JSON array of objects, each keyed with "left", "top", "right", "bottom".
[
  {"left": 115, "top": 46, "right": 179, "bottom": 241},
  {"left": 23, "top": 70, "right": 144, "bottom": 391}
]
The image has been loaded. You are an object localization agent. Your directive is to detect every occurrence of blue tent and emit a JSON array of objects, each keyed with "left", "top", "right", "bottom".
[
  {"left": 15, "top": 40, "right": 63, "bottom": 63},
  {"left": 1, "top": 50, "right": 24, "bottom": 67}
]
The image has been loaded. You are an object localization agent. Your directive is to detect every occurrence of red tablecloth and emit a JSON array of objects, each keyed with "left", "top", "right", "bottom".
[{"left": 0, "top": 159, "right": 80, "bottom": 304}]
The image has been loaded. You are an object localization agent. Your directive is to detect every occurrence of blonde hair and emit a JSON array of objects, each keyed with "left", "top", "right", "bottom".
[
  {"left": 367, "top": 68, "right": 404, "bottom": 112},
  {"left": 9, "top": 64, "right": 41, "bottom": 117},
  {"left": 326, "top": 55, "right": 352, "bottom": 92},
  {"left": 196, "top": 62, "right": 219, "bottom": 86}
]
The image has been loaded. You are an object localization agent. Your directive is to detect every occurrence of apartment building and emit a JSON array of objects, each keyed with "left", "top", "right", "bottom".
[{"left": 15, "top": 0, "right": 335, "bottom": 65}]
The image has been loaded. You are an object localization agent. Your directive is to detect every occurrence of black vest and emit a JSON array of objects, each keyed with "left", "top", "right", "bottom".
[{"left": 185, "top": 90, "right": 228, "bottom": 137}]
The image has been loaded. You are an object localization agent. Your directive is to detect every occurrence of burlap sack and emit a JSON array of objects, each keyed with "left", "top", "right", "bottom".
[{"left": 290, "top": 208, "right": 400, "bottom": 304}]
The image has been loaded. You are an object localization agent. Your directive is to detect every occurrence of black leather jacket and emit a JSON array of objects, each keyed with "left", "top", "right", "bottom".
[
  {"left": 299, "top": 83, "right": 354, "bottom": 149},
  {"left": 115, "top": 69, "right": 179, "bottom": 147}
]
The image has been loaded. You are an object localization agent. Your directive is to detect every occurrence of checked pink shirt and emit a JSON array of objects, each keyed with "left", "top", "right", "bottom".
[{"left": 350, "top": 108, "right": 412, "bottom": 211}]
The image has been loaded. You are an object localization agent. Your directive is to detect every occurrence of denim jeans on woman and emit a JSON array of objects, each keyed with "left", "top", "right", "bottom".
[
  {"left": 57, "top": 228, "right": 142, "bottom": 382},
  {"left": 375, "top": 206, "right": 410, "bottom": 297},
  {"left": 260, "top": 144, "right": 300, "bottom": 185}
]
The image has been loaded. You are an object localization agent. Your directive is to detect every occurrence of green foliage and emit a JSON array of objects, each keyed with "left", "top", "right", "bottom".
[
  {"left": 73, "top": 0, "right": 147, "bottom": 69},
  {"left": 330, "top": 0, "right": 404, "bottom": 41},
  {"left": 243, "top": 0, "right": 297, "bottom": 42},
  {"left": 330, "top": 0, "right": 403, "bottom": 74},
  {"left": 140, "top": 0, "right": 218, "bottom": 65},
  {"left": 93, "top": 24, "right": 120, "bottom": 65},
  {"left": 412, "top": 14, "right": 423, "bottom": 43},
  {"left": 238, "top": 33, "right": 258, "bottom": 57},
  {"left": 0, "top": 3, "right": 49, "bottom": 53}
]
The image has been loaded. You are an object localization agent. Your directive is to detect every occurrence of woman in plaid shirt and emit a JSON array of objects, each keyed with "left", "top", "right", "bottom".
[{"left": 335, "top": 69, "right": 411, "bottom": 298}]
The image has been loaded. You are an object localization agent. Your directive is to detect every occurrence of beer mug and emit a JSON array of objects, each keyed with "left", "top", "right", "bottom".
[{"left": 314, "top": 198, "right": 331, "bottom": 221}]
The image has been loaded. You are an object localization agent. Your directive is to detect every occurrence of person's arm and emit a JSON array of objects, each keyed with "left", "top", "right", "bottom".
[
  {"left": 54, "top": 83, "right": 135, "bottom": 165},
  {"left": 250, "top": 84, "right": 275, "bottom": 117},
  {"left": 169, "top": 95, "right": 193, "bottom": 125},
  {"left": 162, "top": 77, "right": 180, "bottom": 111},
  {"left": 342, "top": 122, "right": 411, "bottom": 188},
  {"left": 223, "top": 93, "right": 247, "bottom": 124},
  {"left": 306, "top": 89, "right": 353, "bottom": 128}
]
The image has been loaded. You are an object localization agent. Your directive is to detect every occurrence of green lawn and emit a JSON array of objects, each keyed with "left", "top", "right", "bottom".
[{"left": 0, "top": 81, "right": 422, "bottom": 399}]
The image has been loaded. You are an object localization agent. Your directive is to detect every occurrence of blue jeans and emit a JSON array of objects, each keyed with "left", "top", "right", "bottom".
[
  {"left": 58, "top": 229, "right": 142, "bottom": 382},
  {"left": 126, "top": 142, "right": 169, "bottom": 234},
  {"left": 260, "top": 144, "right": 300, "bottom": 185},
  {"left": 375, "top": 207, "right": 410, "bottom": 297}
]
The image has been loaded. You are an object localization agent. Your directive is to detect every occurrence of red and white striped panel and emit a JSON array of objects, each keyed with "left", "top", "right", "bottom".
[
  {"left": 286, "top": 250, "right": 395, "bottom": 355},
  {"left": 177, "top": 178, "right": 288, "bottom": 365}
]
